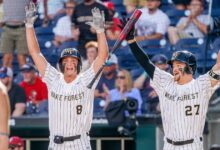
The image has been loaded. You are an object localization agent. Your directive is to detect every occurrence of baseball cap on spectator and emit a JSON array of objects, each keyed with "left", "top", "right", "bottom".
[
  {"left": 103, "top": 1, "right": 115, "bottom": 11},
  {"left": 9, "top": 136, "right": 24, "bottom": 148},
  {"left": 20, "top": 64, "right": 36, "bottom": 72},
  {"left": 0, "top": 67, "right": 13, "bottom": 79},
  {"left": 151, "top": 54, "right": 167, "bottom": 64},
  {"left": 105, "top": 54, "right": 118, "bottom": 66}
]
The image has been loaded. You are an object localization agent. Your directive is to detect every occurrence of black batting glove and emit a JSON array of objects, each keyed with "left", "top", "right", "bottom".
[{"left": 118, "top": 16, "right": 135, "bottom": 41}]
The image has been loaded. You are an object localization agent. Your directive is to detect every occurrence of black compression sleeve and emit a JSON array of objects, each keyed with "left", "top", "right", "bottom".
[{"left": 129, "top": 42, "right": 155, "bottom": 79}]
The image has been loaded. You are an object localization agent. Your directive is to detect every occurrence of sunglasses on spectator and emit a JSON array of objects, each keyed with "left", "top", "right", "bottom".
[
  {"left": 116, "top": 76, "right": 125, "bottom": 79},
  {"left": 65, "top": 6, "right": 74, "bottom": 9}
]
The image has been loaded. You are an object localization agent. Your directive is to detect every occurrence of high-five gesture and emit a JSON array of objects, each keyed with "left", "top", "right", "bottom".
[
  {"left": 25, "top": 2, "right": 38, "bottom": 28},
  {"left": 86, "top": 7, "right": 105, "bottom": 33}
]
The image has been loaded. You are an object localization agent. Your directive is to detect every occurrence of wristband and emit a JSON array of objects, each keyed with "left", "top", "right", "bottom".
[{"left": 209, "top": 69, "right": 220, "bottom": 80}]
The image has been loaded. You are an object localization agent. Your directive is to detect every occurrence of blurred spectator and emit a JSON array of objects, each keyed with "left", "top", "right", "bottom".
[
  {"left": 0, "top": 81, "right": 10, "bottom": 150},
  {"left": 0, "top": 0, "right": 3, "bottom": 24},
  {"left": 168, "top": 0, "right": 211, "bottom": 45},
  {"left": 1, "top": 0, "right": 30, "bottom": 68},
  {"left": 38, "top": 0, "right": 68, "bottom": 26},
  {"left": 19, "top": 64, "right": 48, "bottom": 114},
  {"left": 81, "top": 41, "right": 98, "bottom": 72},
  {"left": 135, "top": 0, "right": 170, "bottom": 41},
  {"left": 8, "top": 136, "right": 24, "bottom": 150},
  {"left": 52, "top": 0, "right": 79, "bottom": 48},
  {"left": 123, "top": 0, "right": 146, "bottom": 16},
  {"left": 134, "top": 54, "right": 169, "bottom": 113},
  {"left": 0, "top": 67, "right": 26, "bottom": 117},
  {"left": 172, "top": 0, "right": 191, "bottom": 10},
  {"left": 104, "top": 69, "right": 142, "bottom": 114},
  {"left": 95, "top": 54, "right": 118, "bottom": 100},
  {"left": 71, "top": 0, "right": 111, "bottom": 58},
  {"left": 103, "top": 1, "right": 121, "bottom": 40}
]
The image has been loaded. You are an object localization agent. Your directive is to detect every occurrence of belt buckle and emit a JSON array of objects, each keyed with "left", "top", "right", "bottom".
[
  {"left": 172, "top": 140, "right": 175, "bottom": 145},
  {"left": 54, "top": 135, "right": 64, "bottom": 144}
]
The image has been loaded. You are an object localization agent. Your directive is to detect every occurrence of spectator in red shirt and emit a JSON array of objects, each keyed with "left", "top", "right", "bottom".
[
  {"left": 103, "top": 1, "right": 121, "bottom": 40},
  {"left": 20, "top": 63, "right": 48, "bottom": 114}
]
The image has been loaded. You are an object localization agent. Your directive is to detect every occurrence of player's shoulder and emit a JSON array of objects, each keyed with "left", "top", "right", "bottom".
[{"left": 155, "top": 67, "right": 172, "bottom": 78}]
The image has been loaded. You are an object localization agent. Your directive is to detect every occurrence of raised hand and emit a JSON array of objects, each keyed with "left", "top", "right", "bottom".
[
  {"left": 25, "top": 2, "right": 38, "bottom": 28},
  {"left": 86, "top": 7, "right": 105, "bottom": 33}
]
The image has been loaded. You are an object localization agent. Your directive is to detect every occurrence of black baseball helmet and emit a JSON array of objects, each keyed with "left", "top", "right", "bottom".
[
  {"left": 168, "top": 50, "right": 197, "bottom": 75},
  {"left": 58, "top": 48, "right": 82, "bottom": 74}
]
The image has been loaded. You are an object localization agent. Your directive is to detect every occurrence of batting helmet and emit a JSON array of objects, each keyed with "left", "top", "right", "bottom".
[
  {"left": 168, "top": 50, "right": 197, "bottom": 75},
  {"left": 58, "top": 48, "right": 82, "bottom": 74}
]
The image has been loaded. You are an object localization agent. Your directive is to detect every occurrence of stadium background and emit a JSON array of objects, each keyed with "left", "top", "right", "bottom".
[{"left": 1, "top": 0, "right": 220, "bottom": 149}]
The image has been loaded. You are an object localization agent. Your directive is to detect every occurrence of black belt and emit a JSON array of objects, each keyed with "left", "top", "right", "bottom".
[
  {"left": 166, "top": 137, "right": 202, "bottom": 146},
  {"left": 5, "top": 24, "right": 25, "bottom": 29},
  {"left": 54, "top": 133, "right": 89, "bottom": 144}
]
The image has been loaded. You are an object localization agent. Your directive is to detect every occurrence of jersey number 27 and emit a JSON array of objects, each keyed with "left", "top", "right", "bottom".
[{"left": 185, "top": 104, "right": 200, "bottom": 116}]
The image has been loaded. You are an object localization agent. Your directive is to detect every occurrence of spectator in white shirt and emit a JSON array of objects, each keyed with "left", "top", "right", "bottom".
[
  {"left": 168, "top": 0, "right": 211, "bottom": 45},
  {"left": 38, "top": 0, "right": 68, "bottom": 26},
  {"left": 52, "top": 0, "right": 79, "bottom": 47},
  {"left": 135, "top": 0, "right": 170, "bottom": 41}
]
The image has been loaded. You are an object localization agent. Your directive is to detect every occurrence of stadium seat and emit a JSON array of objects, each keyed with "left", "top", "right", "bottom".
[
  {"left": 174, "top": 38, "right": 206, "bottom": 53},
  {"left": 211, "top": 37, "right": 220, "bottom": 52},
  {"left": 35, "top": 26, "right": 53, "bottom": 35},
  {"left": 57, "top": 41, "right": 78, "bottom": 54},
  {"left": 165, "top": 9, "right": 187, "bottom": 26},
  {"left": 111, "top": 0, "right": 123, "bottom": 5},
  {"left": 138, "top": 39, "right": 172, "bottom": 58},
  {"left": 174, "top": 38, "right": 216, "bottom": 73}
]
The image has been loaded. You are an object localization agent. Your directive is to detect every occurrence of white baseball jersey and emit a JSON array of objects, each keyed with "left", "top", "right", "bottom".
[
  {"left": 43, "top": 63, "right": 99, "bottom": 150},
  {"left": 151, "top": 68, "right": 214, "bottom": 150}
]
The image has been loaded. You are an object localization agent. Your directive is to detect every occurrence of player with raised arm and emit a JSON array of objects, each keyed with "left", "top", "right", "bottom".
[
  {"left": 25, "top": 2, "right": 108, "bottom": 150},
  {"left": 121, "top": 19, "right": 220, "bottom": 150}
]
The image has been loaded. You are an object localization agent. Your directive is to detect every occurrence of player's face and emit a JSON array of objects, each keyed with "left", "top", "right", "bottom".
[
  {"left": 62, "top": 56, "right": 78, "bottom": 76},
  {"left": 172, "top": 61, "right": 186, "bottom": 81}
]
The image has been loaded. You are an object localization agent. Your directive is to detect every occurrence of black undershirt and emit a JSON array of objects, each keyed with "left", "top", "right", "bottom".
[{"left": 129, "top": 42, "right": 155, "bottom": 79}]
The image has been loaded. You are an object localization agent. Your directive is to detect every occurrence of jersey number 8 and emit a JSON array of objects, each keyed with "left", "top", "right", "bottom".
[{"left": 76, "top": 105, "right": 83, "bottom": 115}]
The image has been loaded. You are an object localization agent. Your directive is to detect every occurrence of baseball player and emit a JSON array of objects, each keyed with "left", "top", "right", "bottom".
[
  {"left": 122, "top": 20, "right": 220, "bottom": 150},
  {"left": 25, "top": 2, "right": 108, "bottom": 150},
  {"left": 0, "top": 81, "right": 10, "bottom": 150}
]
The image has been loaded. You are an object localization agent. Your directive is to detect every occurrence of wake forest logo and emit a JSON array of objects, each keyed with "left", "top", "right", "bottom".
[
  {"left": 51, "top": 91, "right": 85, "bottom": 101},
  {"left": 165, "top": 92, "right": 199, "bottom": 101}
]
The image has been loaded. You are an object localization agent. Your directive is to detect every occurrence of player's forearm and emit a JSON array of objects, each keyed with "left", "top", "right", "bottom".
[
  {"left": 0, "top": 93, "right": 10, "bottom": 136},
  {"left": 97, "top": 32, "right": 109, "bottom": 62},
  {"left": 26, "top": 27, "right": 41, "bottom": 55},
  {"left": 129, "top": 41, "right": 155, "bottom": 79},
  {"left": 0, "top": 136, "right": 8, "bottom": 150}
]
